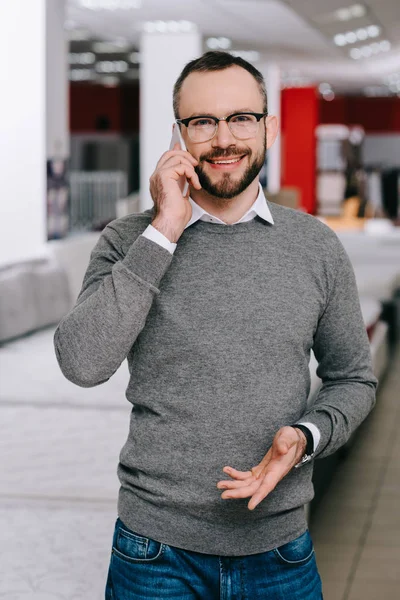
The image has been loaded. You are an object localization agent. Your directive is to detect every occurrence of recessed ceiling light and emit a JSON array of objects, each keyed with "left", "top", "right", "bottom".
[
  {"left": 129, "top": 52, "right": 141, "bottom": 63},
  {"left": 360, "top": 45, "right": 373, "bottom": 57},
  {"left": 335, "top": 3, "right": 366, "bottom": 21},
  {"left": 334, "top": 34, "right": 347, "bottom": 46},
  {"left": 350, "top": 40, "right": 391, "bottom": 59},
  {"left": 99, "top": 76, "right": 120, "bottom": 87},
  {"left": 96, "top": 60, "right": 129, "bottom": 73},
  {"left": 79, "top": 0, "right": 141, "bottom": 9},
  {"left": 356, "top": 28, "right": 368, "bottom": 41},
  {"left": 367, "top": 25, "right": 380, "bottom": 38},
  {"left": 323, "top": 90, "right": 335, "bottom": 101},
  {"left": 350, "top": 4, "right": 366, "bottom": 18},
  {"left": 143, "top": 20, "right": 197, "bottom": 34},
  {"left": 92, "top": 41, "right": 130, "bottom": 53},
  {"left": 179, "top": 21, "right": 196, "bottom": 32},
  {"left": 206, "top": 37, "right": 232, "bottom": 50},
  {"left": 333, "top": 24, "right": 383, "bottom": 47},
  {"left": 379, "top": 40, "right": 391, "bottom": 52},
  {"left": 350, "top": 48, "right": 362, "bottom": 59},
  {"left": 319, "top": 82, "right": 332, "bottom": 93},
  {"left": 69, "top": 52, "right": 96, "bottom": 65},
  {"left": 336, "top": 8, "right": 352, "bottom": 21},
  {"left": 69, "top": 69, "right": 94, "bottom": 81},
  {"left": 345, "top": 31, "right": 357, "bottom": 44}
]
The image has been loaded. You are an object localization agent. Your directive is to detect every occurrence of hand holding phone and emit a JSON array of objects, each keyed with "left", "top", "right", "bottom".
[{"left": 148, "top": 124, "right": 201, "bottom": 243}]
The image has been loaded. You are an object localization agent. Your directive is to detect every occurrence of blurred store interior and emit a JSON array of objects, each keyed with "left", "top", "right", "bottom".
[{"left": 1, "top": 1, "right": 400, "bottom": 599}]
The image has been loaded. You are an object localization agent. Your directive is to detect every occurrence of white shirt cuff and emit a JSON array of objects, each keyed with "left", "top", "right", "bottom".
[
  {"left": 297, "top": 422, "right": 321, "bottom": 452},
  {"left": 141, "top": 224, "right": 177, "bottom": 255}
]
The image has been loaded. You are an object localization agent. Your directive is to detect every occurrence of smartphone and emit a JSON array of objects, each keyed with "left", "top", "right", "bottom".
[{"left": 169, "top": 123, "right": 189, "bottom": 196}]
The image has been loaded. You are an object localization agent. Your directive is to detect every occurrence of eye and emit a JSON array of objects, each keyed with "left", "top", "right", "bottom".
[
  {"left": 191, "top": 118, "right": 215, "bottom": 127},
  {"left": 231, "top": 114, "right": 253, "bottom": 123}
]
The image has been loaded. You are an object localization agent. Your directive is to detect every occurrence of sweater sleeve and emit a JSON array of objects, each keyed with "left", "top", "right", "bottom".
[
  {"left": 54, "top": 224, "right": 173, "bottom": 388},
  {"left": 300, "top": 239, "right": 378, "bottom": 459}
]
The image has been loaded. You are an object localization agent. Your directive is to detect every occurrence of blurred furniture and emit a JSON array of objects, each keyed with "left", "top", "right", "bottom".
[
  {"left": 69, "top": 171, "right": 127, "bottom": 231},
  {"left": 0, "top": 259, "right": 71, "bottom": 344},
  {"left": 116, "top": 192, "right": 140, "bottom": 219},
  {"left": 48, "top": 233, "right": 101, "bottom": 305}
]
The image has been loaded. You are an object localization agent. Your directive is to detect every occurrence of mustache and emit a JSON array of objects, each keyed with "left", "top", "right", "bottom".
[{"left": 199, "top": 148, "right": 250, "bottom": 162}]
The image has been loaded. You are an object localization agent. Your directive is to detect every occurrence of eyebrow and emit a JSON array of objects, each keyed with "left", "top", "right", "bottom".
[{"left": 186, "top": 108, "right": 258, "bottom": 118}]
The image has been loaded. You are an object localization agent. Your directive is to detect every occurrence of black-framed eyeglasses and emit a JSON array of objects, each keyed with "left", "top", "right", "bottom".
[{"left": 176, "top": 112, "right": 268, "bottom": 143}]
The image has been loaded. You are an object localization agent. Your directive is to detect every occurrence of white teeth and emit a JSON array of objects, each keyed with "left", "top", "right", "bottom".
[{"left": 212, "top": 157, "right": 242, "bottom": 164}]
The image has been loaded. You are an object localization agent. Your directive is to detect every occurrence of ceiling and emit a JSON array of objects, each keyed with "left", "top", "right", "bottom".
[{"left": 66, "top": 0, "right": 400, "bottom": 94}]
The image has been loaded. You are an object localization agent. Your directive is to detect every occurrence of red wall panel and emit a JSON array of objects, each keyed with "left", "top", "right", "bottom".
[
  {"left": 319, "top": 96, "right": 400, "bottom": 132},
  {"left": 281, "top": 87, "right": 318, "bottom": 214},
  {"left": 70, "top": 83, "right": 122, "bottom": 132}
]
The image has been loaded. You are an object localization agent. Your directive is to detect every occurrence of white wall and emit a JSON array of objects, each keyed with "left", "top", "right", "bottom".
[
  {"left": 263, "top": 63, "right": 281, "bottom": 194},
  {"left": 46, "top": 0, "right": 69, "bottom": 160},
  {"left": 0, "top": 0, "right": 46, "bottom": 265},
  {"left": 0, "top": 0, "right": 68, "bottom": 266},
  {"left": 140, "top": 30, "right": 202, "bottom": 211}
]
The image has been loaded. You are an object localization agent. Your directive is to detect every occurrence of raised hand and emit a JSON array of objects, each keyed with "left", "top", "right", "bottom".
[
  {"left": 150, "top": 143, "right": 202, "bottom": 243},
  {"left": 217, "top": 426, "right": 307, "bottom": 510}
]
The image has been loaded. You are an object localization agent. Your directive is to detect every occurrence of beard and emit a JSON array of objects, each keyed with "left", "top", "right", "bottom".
[{"left": 195, "top": 134, "right": 267, "bottom": 200}]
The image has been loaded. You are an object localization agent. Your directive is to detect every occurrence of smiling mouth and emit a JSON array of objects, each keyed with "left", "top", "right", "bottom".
[{"left": 206, "top": 155, "right": 246, "bottom": 165}]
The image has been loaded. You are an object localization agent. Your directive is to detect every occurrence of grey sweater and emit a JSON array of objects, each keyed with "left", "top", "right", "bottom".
[{"left": 54, "top": 203, "right": 377, "bottom": 555}]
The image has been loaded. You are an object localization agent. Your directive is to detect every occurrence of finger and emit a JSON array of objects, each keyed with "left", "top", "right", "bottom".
[
  {"left": 220, "top": 479, "right": 261, "bottom": 500},
  {"left": 172, "top": 164, "right": 202, "bottom": 190},
  {"left": 157, "top": 149, "right": 198, "bottom": 169},
  {"left": 159, "top": 157, "right": 201, "bottom": 190},
  {"left": 251, "top": 457, "right": 272, "bottom": 479},
  {"left": 223, "top": 466, "right": 253, "bottom": 480},
  {"left": 217, "top": 477, "right": 255, "bottom": 490},
  {"left": 248, "top": 473, "right": 282, "bottom": 510},
  {"left": 161, "top": 155, "right": 198, "bottom": 171},
  {"left": 274, "top": 428, "right": 299, "bottom": 456}
]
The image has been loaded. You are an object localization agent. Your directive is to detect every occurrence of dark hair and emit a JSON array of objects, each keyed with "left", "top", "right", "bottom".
[{"left": 173, "top": 50, "right": 268, "bottom": 119}]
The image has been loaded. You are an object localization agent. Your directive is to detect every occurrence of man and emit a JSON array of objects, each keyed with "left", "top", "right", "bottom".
[{"left": 54, "top": 51, "right": 377, "bottom": 599}]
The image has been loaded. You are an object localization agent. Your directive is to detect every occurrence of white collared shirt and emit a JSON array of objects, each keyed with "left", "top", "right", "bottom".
[
  {"left": 141, "top": 183, "right": 320, "bottom": 453},
  {"left": 142, "top": 183, "right": 274, "bottom": 253}
]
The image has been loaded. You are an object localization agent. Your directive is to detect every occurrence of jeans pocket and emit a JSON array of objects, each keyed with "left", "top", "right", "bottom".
[
  {"left": 273, "top": 529, "right": 315, "bottom": 566},
  {"left": 112, "top": 518, "right": 165, "bottom": 564}
]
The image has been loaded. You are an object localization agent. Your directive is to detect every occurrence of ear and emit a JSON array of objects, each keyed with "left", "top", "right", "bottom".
[{"left": 265, "top": 115, "right": 279, "bottom": 150}]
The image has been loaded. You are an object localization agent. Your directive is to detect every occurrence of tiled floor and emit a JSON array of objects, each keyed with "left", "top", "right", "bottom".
[
  {"left": 311, "top": 344, "right": 400, "bottom": 600},
  {"left": 0, "top": 328, "right": 399, "bottom": 599}
]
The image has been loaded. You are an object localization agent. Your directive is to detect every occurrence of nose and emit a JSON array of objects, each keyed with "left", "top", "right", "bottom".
[{"left": 211, "top": 119, "right": 236, "bottom": 148}]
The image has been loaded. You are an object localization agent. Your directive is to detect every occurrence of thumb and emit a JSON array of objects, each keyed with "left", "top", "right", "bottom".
[{"left": 276, "top": 433, "right": 296, "bottom": 455}]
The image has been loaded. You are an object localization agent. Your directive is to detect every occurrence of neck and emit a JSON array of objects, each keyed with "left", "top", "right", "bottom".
[{"left": 189, "top": 178, "right": 260, "bottom": 225}]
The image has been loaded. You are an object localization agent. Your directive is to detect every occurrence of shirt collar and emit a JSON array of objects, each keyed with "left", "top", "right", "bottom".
[{"left": 185, "top": 183, "right": 274, "bottom": 229}]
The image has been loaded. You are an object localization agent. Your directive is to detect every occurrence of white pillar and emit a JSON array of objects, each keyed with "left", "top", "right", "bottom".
[
  {"left": 263, "top": 63, "right": 281, "bottom": 195},
  {"left": 0, "top": 0, "right": 68, "bottom": 266},
  {"left": 46, "top": 0, "right": 69, "bottom": 162},
  {"left": 140, "top": 26, "right": 202, "bottom": 211}
]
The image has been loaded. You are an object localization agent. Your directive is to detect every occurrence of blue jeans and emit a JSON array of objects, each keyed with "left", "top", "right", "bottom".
[{"left": 105, "top": 517, "right": 323, "bottom": 599}]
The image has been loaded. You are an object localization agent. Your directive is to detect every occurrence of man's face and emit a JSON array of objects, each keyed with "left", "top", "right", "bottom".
[{"left": 178, "top": 66, "right": 270, "bottom": 199}]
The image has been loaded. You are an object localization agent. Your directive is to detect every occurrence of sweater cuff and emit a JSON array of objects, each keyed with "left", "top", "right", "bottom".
[
  {"left": 121, "top": 234, "right": 174, "bottom": 289},
  {"left": 295, "top": 411, "right": 334, "bottom": 458},
  {"left": 296, "top": 422, "right": 321, "bottom": 452}
]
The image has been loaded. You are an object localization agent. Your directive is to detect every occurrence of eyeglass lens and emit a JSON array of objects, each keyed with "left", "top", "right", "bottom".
[{"left": 188, "top": 114, "right": 259, "bottom": 142}]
